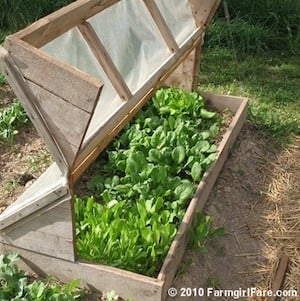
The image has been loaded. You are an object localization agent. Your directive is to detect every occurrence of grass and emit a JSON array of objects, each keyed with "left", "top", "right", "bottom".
[
  {"left": 199, "top": 47, "right": 300, "bottom": 145},
  {"left": 207, "top": 0, "right": 300, "bottom": 55},
  {"left": 0, "top": 0, "right": 74, "bottom": 43}
]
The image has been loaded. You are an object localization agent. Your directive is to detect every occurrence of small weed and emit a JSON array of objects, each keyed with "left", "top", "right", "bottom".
[
  {"left": 177, "top": 258, "right": 194, "bottom": 277},
  {"left": 28, "top": 152, "right": 52, "bottom": 173},
  {"left": 206, "top": 276, "right": 221, "bottom": 288},
  {"left": 3, "top": 180, "right": 20, "bottom": 197},
  {"left": 189, "top": 212, "right": 226, "bottom": 253},
  {"left": 0, "top": 99, "right": 28, "bottom": 143},
  {"left": 0, "top": 73, "right": 7, "bottom": 86}
]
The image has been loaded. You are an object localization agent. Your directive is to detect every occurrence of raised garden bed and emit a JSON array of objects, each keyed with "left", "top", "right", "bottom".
[
  {"left": 0, "top": 1, "right": 248, "bottom": 300},
  {"left": 0, "top": 90, "right": 247, "bottom": 301}
]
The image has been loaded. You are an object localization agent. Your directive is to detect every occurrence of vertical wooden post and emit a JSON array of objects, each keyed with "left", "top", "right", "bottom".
[{"left": 163, "top": 40, "right": 203, "bottom": 92}]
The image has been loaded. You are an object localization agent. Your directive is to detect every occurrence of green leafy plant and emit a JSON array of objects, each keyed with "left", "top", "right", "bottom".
[
  {"left": 75, "top": 87, "right": 225, "bottom": 276},
  {"left": 0, "top": 99, "right": 28, "bottom": 143},
  {"left": 189, "top": 212, "right": 226, "bottom": 253},
  {"left": 0, "top": 72, "right": 7, "bottom": 86},
  {"left": 0, "top": 253, "right": 83, "bottom": 300}
]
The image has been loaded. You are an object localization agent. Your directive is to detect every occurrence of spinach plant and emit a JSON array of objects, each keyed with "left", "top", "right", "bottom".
[
  {"left": 75, "top": 87, "right": 224, "bottom": 276},
  {"left": 0, "top": 100, "right": 28, "bottom": 143},
  {"left": 0, "top": 253, "right": 82, "bottom": 300}
]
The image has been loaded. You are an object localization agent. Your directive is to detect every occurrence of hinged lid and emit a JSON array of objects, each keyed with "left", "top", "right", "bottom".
[{"left": 0, "top": 0, "right": 220, "bottom": 226}]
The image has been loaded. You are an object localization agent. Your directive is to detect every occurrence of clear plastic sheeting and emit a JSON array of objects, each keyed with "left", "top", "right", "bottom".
[
  {"left": 41, "top": 0, "right": 196, "bottom": 148},
  {"left": 154, "top": 0, "right": 196, "bottom": 46}
]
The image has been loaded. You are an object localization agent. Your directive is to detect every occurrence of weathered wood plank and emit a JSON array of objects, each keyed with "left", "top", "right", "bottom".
[
  {"left": 0, "top": 183, "right": 68, "bottom": 231},
  {"left": 143, "top": 0, "right": 178, "bottom": 52},
  {"left": 189, "top": 0, "right": 221, "bottom": 27},
  {"left": 163, "top": 46, "right": 202, "bottom": 91},
  {"left": 1, "top": 200, "right": 73, "bottom": 239},
  {"left": 78, "top": 21, "right": 132, "bottom": 101},
  {"left": 270, "top": 254, "right": 289, "bottom": 301},
  {"left": 201, "top": 92, "right": 245, "bottom": 112},
  {"left": 0, "top": 47, "right": 68, "bottom": 173},
  {"left": 191, "top": 43, "right": 202, "bottom": 91},
  {"left": 14, "top": 0, "right": 121, "bottom": 48},
  {"left": 0, "top": 197, "right": 75, "bottom": 261},
  {"left": 0, "top": 245, "right": 163, "bottom": 301},
  {"left": 158, "top": 94, "right": 248, "bottom": 299},
  {"left": 5, "top": 36, "right": 103, "bottom": 114},
  {"left": 28, "top": 81, "right": 94, "bottom": 167}
]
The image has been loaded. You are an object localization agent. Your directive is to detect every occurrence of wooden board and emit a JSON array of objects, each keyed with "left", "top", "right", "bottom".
[
  {"left": 0, "top": 245, "right": 163, "bottom": 301},
  {"left": 2, "top": 38, "right": 103, "bottom": 171},
  {"left": 163, "top": 45, "right": 202, "bottom": 91},
  {"left": 0, "top": 197, "right": 76, "bottom": 261},
  {"left": 0, "top": 47, "right": 68, "bottom": 173},
  {"left": 0, "top": 163, "right": 67, "bottom": 230},
  {"left": 28, "top": 81, "right": 95, "bottom": 168},
  {"left": 14, "top": 0, "right": 121, "bottom": 48},
  {"left": 189, "top": 0, "right": 221, "bottom": 27},
  {"left": 77, "top": 21, "right": 132, "bottom": 101},
  {"left": 5, "top": 37, "right": 102, "bottom": 114},
  {"left": 143, "top": 0, "right": 178, "bottom": 52}
]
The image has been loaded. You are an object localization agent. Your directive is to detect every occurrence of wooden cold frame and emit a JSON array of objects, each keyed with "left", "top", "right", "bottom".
[
  {"left": 0, "top": 93, "right": 248, "bottom": 301},
  {"left": 1, "top": 0, "right": 221, "bottom": 180},
  {"left": 0, "top": 1, "right": 249, "bottom": 301}
]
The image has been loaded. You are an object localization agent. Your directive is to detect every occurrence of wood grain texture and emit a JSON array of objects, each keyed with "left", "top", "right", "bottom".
[
  {"left": 191, "top": 43, "right": 202, "bottom": 91},
  {"left": 0, "top": 244, "right": 163, "bottom": 301},
  {"left": 0, "top": 183, "right": 68, "bottom": 231},
  {"left": 3, "top": 38, "right": 102, "bottom": 170},
  {"left": 5, "top": 37, "right": 103, "bottom": 114},
  {"left": 0, "top": 47, "right": 68, "bottom": 173},
  {"left": 28, "top": 81, "right": 94, "bottom": 168},
  {"left": 143, "top": 0, "right": 178, "bottom": 52},
  {"left": 158, "top": 94, "right": 248, "bottom": 300},
  {"left": 0, "top": 197, "right": 76, "bottom": 261},
  {"left": 189, "top": 0, "right": 221, "bottom": 27},
  {"left": 270, "top": 254, "right": 289, "bottom": 301},
  {"left": 14, "top": 0, "right": 121, "bottom": 48},
  {"left": 78, "top": 21, "right": 132, "bottom": 101},
  {"left": 164, "top": 47, "right": 199, "bottom": 91}
]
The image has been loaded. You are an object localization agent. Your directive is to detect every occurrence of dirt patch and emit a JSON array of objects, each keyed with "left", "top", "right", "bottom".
[
  {"left": 0, "top": 84, "right": 52, "bottom": 212},
  {"left": 0, "top": 124, "right": 51, "bottom": 212},
  {"left": 167, "top": 125, "right": 300, "bottom": 301},
  {"left": 0, "top": 85, "right": 15, "bottom": 109}
]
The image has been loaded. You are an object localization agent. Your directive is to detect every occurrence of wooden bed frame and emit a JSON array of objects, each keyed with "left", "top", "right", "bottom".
[{"left": 0, "top": 1, "right": 248, "bottom": 300}]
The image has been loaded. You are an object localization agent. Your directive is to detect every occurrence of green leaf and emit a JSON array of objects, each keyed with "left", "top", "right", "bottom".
[
  {"left": 172, "top": 146, "right": 186, "bottom": 164},
  {"left": 200, "top": 131, "right": 210, "bottom": 140},
  {"left": 107, "top": 200, "right": 118, "bottom": 208},
  {"left": 200, "top": 108, "right": 216, "bottom": 119},
  {"left": 174, "top": 181, "right": 195, "bottom": 202},
  {"left": 191, "top": 162, "right": 202, "bottom": 182},
  {"left": 206, "top": 144, "right": 217, "bottom": 153},
  {"left": 148, "top": 149, "right": 161, "bottom": 163},
  {"left": 125, "top": 151, "right": 147, "bottom": 177},
  {"left": 168, "top": 116, "right": 176, "bottom": 130},
  {"left": 210, "top": 227, "right": 226, "bottom": 238}
]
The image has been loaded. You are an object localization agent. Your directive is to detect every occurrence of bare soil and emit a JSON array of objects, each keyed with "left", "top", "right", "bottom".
[
  {"left": 0, "top": 83, "right": 299, "bottom": 301},
  {"left": 167, "top": 125, "right": 300, "bottom": 301}
]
